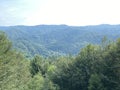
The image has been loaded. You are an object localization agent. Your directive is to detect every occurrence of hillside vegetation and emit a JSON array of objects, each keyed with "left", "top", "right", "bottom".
[
  {"left": 0, "top": 31, "right": 120, "bottom": 90},
  {"left": 0, "top": 24, "right": 120, "bottom": 57}
]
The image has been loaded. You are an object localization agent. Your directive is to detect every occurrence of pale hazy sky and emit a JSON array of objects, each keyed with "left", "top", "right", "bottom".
[{"left": 0, "top": 0, "right": 120, "bottom": 26}]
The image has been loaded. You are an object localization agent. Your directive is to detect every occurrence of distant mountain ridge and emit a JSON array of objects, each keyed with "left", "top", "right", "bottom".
[{"left": 0, "top": 24, "right": 120, "bottom": 57}]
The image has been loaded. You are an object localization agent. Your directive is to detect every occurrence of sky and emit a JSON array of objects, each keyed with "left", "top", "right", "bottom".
[{"left": 0, "top": 0, "right": 120, "bottom": 26}]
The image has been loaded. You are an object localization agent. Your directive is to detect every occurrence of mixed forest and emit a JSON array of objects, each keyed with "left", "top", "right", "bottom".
[
  {"left": 0, "top": 27, "right": 120, "bottom": 90},
  {"left": 0, "top": 24, "right": 120, "bottom": 57}
]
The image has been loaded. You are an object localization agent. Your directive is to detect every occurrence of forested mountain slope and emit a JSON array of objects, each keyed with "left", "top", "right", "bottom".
[{"left": 0, "top": 24, "right": 120, "bottom": 57}]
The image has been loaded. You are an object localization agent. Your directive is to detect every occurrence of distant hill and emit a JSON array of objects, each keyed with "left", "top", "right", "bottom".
[{"left": 0, "top": 24, "right": 120, "bottom": 57}]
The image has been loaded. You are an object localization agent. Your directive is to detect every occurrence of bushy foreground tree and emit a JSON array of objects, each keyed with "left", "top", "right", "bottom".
[
  {"left": 0, "top": 31, "right": 58, "bottom": 90},
  {"left": 51, "top": 40, "right": 120, "bottom": 90},
  {"left": 0, "top": 31, "right": 31, "bottom": 89}
]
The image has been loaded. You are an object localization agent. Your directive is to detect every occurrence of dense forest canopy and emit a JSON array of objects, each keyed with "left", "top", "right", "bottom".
[
  {"left": 0, "top": 30, "right": 120, "bottom": 90},
  {"left": 0, "top": 24, "right": 120, "bottom": 57}
]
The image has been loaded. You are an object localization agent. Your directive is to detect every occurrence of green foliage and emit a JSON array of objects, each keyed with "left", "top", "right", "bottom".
[
  {"left": 27, "top": 74, "right": 45, "bottom": 90},
  {"left": 30, "top": 55, "right": 50, "bottom": 77},
  {"left": 0, "top": 31, "right": 11, "bottom": 55},
  {"left": 0, "top": 31, "right": 120, "bottom": 90},
  {"left": 27, "top": 74, "right": 57, "bottom": 90},
  {"left": 88, "top": 74, "right": 106, "bottom": 90},
  {"left": 0, "top": 32, "right": 31, "bottom": 90},
  {"left": 51, "top": 39, "right": 120, "bottom": 90},
  {"left": 1, "top": 25, "right": 120, "bottom": 57},
  {"left": 30, "top": 55, "right": 44, "bottom": 76}
]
